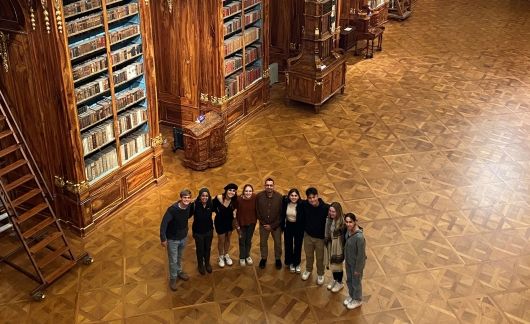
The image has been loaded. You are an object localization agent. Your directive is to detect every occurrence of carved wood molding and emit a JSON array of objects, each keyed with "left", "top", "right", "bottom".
[{"left": 0, "top": 0, "right": 26, "bottom": 34}]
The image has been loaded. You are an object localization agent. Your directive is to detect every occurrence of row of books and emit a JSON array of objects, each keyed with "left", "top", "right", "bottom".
[
  {"left": 224, "top": 35, "right": 242, "bottom": 57},
  {"left": 223, "top": 1, "right": 241, "bottom": 18},
  {"left": 69, "top": 34, "right": 106, "bottom": 60},
  {"left": 85, "top": 146, "right": 118, "bottom": 182},
  {"left": 225, "top": 54, "right": 243, "bottom": 75},
  {"left": 111, "top": 43, "right": 142, "bottom": 66},
  {"left": 109, "top": 24, "right": 140, "bottom": 45},
  {"left": 113, "top": 62, "right": 144, "bottom": 86},
  {"left": 224, "top": 17, "right": 241, "bottom": 36},
  {"left": 243, "top": 0, "right": 261, "bottom": 9},
  {"left": 75, "top": 76, "right": 109, "bottom": 104},
  {"left": 225, "top": 70, "right": 245, "bottom": 98},
  {"left": 243, "top": 9, "right": 261, "bottom": 26},
  {"left": 244, "top": 27, "right": 260, "bottom": 46},
  {"left": 72, "top": 54, "right": 107, "bottom": 82},
  {"left": 245, "top": 43, "right": 261, "bottom": 64},
  {"left": 64, "top": 0, "right": 101, "bottom": 18},
  {"left": 81, "top": 120, "right": 115, "bottom": 155},
  {"left": 118, "top": 107, "right": 148, "bottom": 135},
  {"left": 120, "top": 129, "right": 149, "bottom": 162},
  {"left": 66, "top": 12, "right": 102, "bottom": 36},
  {"left": 245, "top": 63, "right": 262, "bottom": 86},
  {"left": 78, "top": 97, "right": 112, "bottom": 130},
  {"left": 108, "top": 3, "right": 139, "bottom": 23},
  {"left": 115, "top": 87, "right": 145, "bottom": 111}
]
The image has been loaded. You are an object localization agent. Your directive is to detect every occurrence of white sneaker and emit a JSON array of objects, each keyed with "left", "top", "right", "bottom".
[
  {"left": 332, "top": 282, "right": 344, "bottom": 293},
  {"left": 245, "top": 257, "right": 253, "bottom": 265},
  {"left": 289, "top": 264, "right": 296, "bottom": 273},
  {"left": 301, "top": 271, "right": 311, "bottom": 281},
  {"left": 218, "top": 256, "right": 225, "bottom": 268},
  {"left": 327, "top": 280, "right": 336, "bottom": 290},
  {"left": 295, "top": 265, "right": 301, "bottom": 273},
  {"left": 240, "top": 259, "right": 246, "bottom": 266},
  {"left": 317, "top": 276, "right": 324, "bottom": 285},
  {"left": 343, "top": 297, "right": 353, "bottom": 306},
  {"left": 347, "top": 300, "right": 362, "bottom": 310},
  {"left": 224, "top": 254, "right": 233, "bottom": 266}
]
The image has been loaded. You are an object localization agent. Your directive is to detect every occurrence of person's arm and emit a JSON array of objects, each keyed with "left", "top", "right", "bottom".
[
  {"left": 324, "top": 217, "right": 332, "bottom": 243},
  {"left": 270, "top": 193, "right": 283, "bottom": 229},
  {"left": 188, "top": 202, "right": 195, "bottom": 219},
  {"left": 279, "top": 196, "right": 287, "bottom": 231},
  {"left": 159, "top": 207, "right": 172, "bottom": 246},
  {"left": 354, "top": 236, "right": 366, "bottom": 274},
  {"left": 255, "top": 193, "right": 263, "bottom": 224}
]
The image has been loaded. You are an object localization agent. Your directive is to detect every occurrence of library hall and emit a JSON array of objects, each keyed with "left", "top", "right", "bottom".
[{"left": 0, "top": 0, "right": 529, "bottom": 323}]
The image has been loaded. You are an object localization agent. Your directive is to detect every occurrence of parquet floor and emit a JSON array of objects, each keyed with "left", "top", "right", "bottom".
[{"left": 2, "top": 0, "right": 530, "bottom": 322}]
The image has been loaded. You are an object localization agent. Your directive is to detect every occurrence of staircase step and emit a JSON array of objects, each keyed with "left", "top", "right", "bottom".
[
  {"left": 0, "top": 159, "right": 27, "bottom": 177},
  {"left": 22, "top": 217, "right": 56, "bottom": 239},
  {"left": 17, "top": 203, "right": 48, "bottom": 223},
  {"left": 0, "top": 144, "right": 19, "bottom": 158},
  {"left": 37, "top": 245, "right": 70, "bottom": 269},
  {"left": 0, "top": 212, "right": 7, "bottom": 222},
  {"left": 29, "top": 231, "right": 63, "bottom": 254},
  {"left": 0, "top": 129, "right": 12, "bottom": 140},
  {"left": 11, "top": 188, "right": 42, "bottom": 208},
  {"left": 5, "top": 174, "right": 34, "bottom": 192},
  {"left": 44, "top": 260, "right": 76, "bottom": 284},
  {"left": 0, "top": 222, "right": 12, "bottom": 233}
]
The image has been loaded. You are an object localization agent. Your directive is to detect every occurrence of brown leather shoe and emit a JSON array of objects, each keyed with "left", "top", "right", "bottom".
[
  {"left": 178, "top": 272, "right": 190, "bottom": 281},
  {"left": 169, "top": 279, "right": 177, "bottom": 291}
]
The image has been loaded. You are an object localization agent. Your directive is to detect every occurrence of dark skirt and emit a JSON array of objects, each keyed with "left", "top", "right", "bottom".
[{"left": 214, "top": 214, "right": 233, "bottom": 234}]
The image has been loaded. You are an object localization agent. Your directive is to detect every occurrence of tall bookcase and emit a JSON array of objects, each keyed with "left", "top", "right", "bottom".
[
  {"left": 0, "top": 0, "right": 164, "bottom": 236},
  {"left": 198, "top": 0, "right": 270, "bottom": 129}
]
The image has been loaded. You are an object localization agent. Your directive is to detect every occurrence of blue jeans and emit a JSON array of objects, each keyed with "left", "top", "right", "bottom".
[{"left": 167, "top": 238, "right": 186, "bottom": 279}]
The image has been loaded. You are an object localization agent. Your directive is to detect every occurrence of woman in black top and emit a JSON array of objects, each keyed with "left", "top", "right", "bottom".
[
  {"left": 213, "top": 183, "right": 238, "bottom": 268},
  {"left": 191, "top": 188, "right": 214, "bottom": 275},
  {"left": 281, "top": 188, "right": 304, "bottom": 273}
]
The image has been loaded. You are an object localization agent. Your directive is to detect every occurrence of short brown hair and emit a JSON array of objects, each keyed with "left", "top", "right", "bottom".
[{"left": 180, "top": 189, "right": 192, "bottom": 197}]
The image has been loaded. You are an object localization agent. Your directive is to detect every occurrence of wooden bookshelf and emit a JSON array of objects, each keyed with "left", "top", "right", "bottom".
[
  {"left": 151, "top": 0, "right": 270, "bottom": 130},
  {"left": 0, "top": 0, "right": 164, "bottom": 236}
]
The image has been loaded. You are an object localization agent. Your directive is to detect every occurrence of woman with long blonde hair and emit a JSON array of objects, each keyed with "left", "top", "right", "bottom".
[{"left": 324, "top": 202, "right": 346, "bottom": 292}]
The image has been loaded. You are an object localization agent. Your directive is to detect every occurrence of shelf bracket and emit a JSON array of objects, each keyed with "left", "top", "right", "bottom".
[{"left": 0, "top": 32, "right": 8, "bottom": 73}]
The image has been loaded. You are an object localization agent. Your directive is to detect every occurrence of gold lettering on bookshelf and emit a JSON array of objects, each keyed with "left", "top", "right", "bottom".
[{"left": 0, "top": 32, "right": 8, "bottom": 73}]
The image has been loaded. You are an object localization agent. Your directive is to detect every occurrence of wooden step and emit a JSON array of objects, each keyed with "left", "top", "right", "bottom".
[
  {"left": 17, "top": 202, "right": 48, "bottom": 223},
  {"left": 0, "top": 159, "right": 27, "bottom": 177},
  {"left": 29, "top": 231, "right": 62, "bottom": 254},
  {"left": 0, "top": 144, "right": 19, "bottom": 158},
  {"left": 0, "top": 222, "right": 12, "bottom": 233},
  {"left": 0, "top": 129, "right": 12, "bottom": 140},
  {"left": 22, "top": 217, "right": 55, "bottom": 239},
  {"left": 37, "top": 245, "right": 70, "bottom": 269},
  {"left": 11, "top": 188, "right": 42, "bottom": 208},
  {"left": 5, "top": 174, "right": 34, "bottom": 192},
  {"left": 44, "top": 260, "right": 76, "bottom": 284}
]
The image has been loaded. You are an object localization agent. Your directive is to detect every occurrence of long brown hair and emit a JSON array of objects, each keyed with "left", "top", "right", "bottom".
[{"left": 329, "top": 202, "right": 345, "bottom": 229}]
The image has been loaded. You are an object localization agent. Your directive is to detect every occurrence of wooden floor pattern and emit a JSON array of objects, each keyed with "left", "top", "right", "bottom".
[{"left": 2, "top": 0, "right": 530, "bottom": 322}]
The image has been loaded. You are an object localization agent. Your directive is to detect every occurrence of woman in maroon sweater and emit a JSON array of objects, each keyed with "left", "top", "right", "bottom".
[{"left": 236, "top": 184, "right": 257, "bottom": 266}]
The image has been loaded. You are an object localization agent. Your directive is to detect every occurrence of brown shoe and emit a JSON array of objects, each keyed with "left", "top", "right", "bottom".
[
  {"left": 198, "top": 264, "right": 206, "bottom": 275},
  {"left": 169, "top": 279, "right": 177, "bottom": 291},
  {"left": 205, "top": 264, "right": 212, "bottom": 273},
  {"left": 178, "top": 272, "right": 190, "bottom": 281}
]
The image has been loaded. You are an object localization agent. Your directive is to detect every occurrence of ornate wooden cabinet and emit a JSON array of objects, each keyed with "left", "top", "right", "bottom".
[
  {"left": 286, "top": 0, "right": 346, "bottom": 112},
  {"left": 269, "top": 0, "right": 304, "bottom": 73},
  {"left": 150, "top": 0, "right": 199, "bottom": 127},
  {"left": 197, "top": 0, "right": 270, "bottom": 131},
  {"left": 0, "top": 0, "right": 164, "bottom": 236},
  {"left": 183, "top": 112, "right": 227, "bottom": 171}
]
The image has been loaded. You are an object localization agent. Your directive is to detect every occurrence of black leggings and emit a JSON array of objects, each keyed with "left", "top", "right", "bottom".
[{"left": 333, "top": 271, "right": 343, "bottom": 283}]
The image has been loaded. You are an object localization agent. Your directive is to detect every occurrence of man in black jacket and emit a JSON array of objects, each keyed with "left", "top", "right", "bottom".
[
  {"left": 160, "top": 189, "right": 193, "bottom": 291},
  {"left": 300, "top": 187, "right": 329, "bottom": 286}
]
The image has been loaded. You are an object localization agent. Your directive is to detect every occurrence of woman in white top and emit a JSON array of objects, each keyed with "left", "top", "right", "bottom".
[{"left": 280, "top": 188, "right": 304, "bottom": 273}]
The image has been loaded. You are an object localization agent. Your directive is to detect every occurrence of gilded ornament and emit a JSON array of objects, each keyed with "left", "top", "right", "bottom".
[{"left": 0, "top": 32, "right": 8, "bottom": 73}]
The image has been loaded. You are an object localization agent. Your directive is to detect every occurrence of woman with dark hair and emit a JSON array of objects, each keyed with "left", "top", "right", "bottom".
[
  {"left": 343, "top": 212, "right": 366, "bottom": 310},
  {"left": 213, "top": 183, "right": 238, "bottom": 268},
  {"left": 325, "top": 202, "right": 346, "bottom": 292},
  {"left": 281, "top": 188, "right": 304, "bottom": 273},
  {"left": 236, "top": 184, "right": 257, "bottom": 266},
  {"left": 191, "top": 188, "right": 214, "bottom": 275}
]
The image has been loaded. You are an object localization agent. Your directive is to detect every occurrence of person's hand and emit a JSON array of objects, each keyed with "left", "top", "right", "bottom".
[
  {"left": 161, "top": 241, "right": 167, "bottom": 248},
  {"left": 354, "top": 271, "right": 360, "bottom": 276},
  {"left": 264, "top": 224, "right": 272, "bottom": 231}
]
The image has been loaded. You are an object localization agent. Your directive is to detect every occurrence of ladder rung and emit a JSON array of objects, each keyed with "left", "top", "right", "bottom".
[
  {"left": 5, "top": 174, "right": 34, "bottom": 192},
  {"left": 22, "top": 217, "right": 56, "bottom": 239},
  {"left": 0, "top": 144, "right": 19, "bottom": 158},
  {"left": 0, "top": 159, "right": 27, "bottom": 177},
  {"left": 29, "top": 231, "right": 62, "bottom": 254},
  {"left": 0, "top": 212, "right": 7, "bottom": 222},
  {"left": 0, "top": 129, "right": 12, "bottom": 140},
  {"left": 37, "top": 245, "right": 70, "bottom": 269},
  {"left": 0, "top": 223, "right": 12, "bottom": 233},
  {"left": 17, "top": 202, "right": 48, "bottom": 223},
  {"left": 44, "top": 260, "right": 76, "bottom": 284},
  {"left": 11, "top": 188, "right": 42, "bottom": 208}
]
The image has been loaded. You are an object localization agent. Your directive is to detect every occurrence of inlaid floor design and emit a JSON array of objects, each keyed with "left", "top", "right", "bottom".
[{"left": 2, "top": 0, "right": 530, "bottom": 322}]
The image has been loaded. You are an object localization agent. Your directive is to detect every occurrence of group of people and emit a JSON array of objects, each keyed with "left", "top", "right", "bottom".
[{"left": 159, "top": 178, "right": 367, "bottom": 310}]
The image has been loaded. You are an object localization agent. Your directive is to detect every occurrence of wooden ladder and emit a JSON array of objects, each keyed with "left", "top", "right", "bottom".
[{"left": 0, "top": 91, "right": 91, "bottom": 301}]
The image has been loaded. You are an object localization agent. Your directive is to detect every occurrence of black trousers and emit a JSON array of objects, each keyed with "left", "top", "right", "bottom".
[
  {"left": 284, "top": 221, "right": 304, "bottom": 266},
  {"left": 193, "top": 230, "right": 213, "bottom": 266}
]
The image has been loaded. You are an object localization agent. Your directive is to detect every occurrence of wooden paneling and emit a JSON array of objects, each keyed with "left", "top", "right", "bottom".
[
  {"left": 269, "top": 0, "right": 304, "bottom": 71},
  {"left": 125, "top": 161, "right": 154, "bottom": 195},
  {"left": 0, "top": 0, "right": 25, "bottom": 33},
  {"left": 91, "top": 181, "right": 123, "bottom": 217}
]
